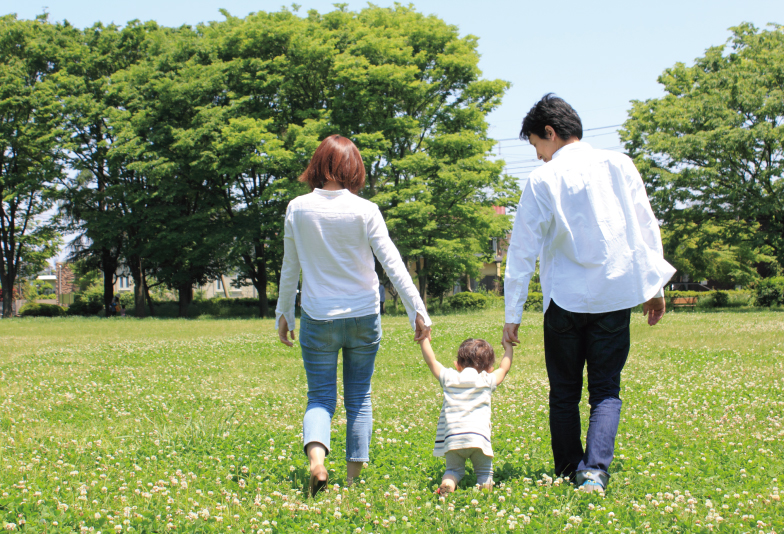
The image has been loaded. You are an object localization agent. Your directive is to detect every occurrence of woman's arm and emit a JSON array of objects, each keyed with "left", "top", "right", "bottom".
[
  {"left": 366, "top": 207, "right": 432, "bottom": 333},
  {"left": 275, "top": 206, "right": 300, "bottom": 345},
  {"left": 419, "top": 338, "right": 444, "bottom": 380}
]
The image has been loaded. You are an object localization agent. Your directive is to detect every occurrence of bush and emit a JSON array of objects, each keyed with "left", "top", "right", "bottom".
[
  {"left": 755, "top": 277, "right": 784, "bottom": 307},
  {"left": 447, "top": 292, "right": 488, "bottom": 310},
  {"left": 67, "top": 284, "right": 104, "bottom": 316},
  {"left": 524, "top": 292, "right": 543, "bottom": 311},
  {"left": 710, "top": 291, "right": 730, "bottom": 308},
  {"left": 19, "top": 302, "right": 66, "bottom": 317}
]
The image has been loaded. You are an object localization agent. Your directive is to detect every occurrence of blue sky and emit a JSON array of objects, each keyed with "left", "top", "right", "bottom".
[{"left": 5, "top": 0, "right": 784, "bottom": 178}]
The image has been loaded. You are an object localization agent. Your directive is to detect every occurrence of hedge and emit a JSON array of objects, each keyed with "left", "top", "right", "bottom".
[
  {"left": 446, "top": 292, "right": 488, "bottom": 310},
  {"left": 20, "top": 302, "right": 66, "bottom": 317}
]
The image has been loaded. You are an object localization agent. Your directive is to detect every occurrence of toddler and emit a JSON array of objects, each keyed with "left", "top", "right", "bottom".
[{"left": 419, "top": 336, "right": 514, "bottom": 493}]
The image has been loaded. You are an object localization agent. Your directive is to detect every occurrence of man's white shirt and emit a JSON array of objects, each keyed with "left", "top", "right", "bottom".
[{"left": 504, "top": 142, "right": 675, "bottom": 323}]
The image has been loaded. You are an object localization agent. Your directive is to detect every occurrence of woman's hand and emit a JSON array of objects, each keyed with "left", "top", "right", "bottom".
[
  {"left": 278, "top": 316, "right": 296, "bottom": 347},
  {"left": 414, "top": 313, "right": 431, "bottom": 342}
]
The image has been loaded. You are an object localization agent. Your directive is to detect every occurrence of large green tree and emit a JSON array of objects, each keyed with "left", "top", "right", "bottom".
[
  {"left": 313, "top": 5, "right": 519, "bottom": 303},
  {"left": 0, "top": 15, "right": 62, "bottom": 317},
  {"left": 56, "top": 20, "right": 158, "bottom": 317},
  {"left": 622, "top": 23, "right": 784, "bottom": 275}
]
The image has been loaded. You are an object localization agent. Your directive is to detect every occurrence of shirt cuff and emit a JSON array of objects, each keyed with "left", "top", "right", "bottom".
[
  {"left": 653, "top": 287, "right": 664, "bottom": 299},
  {"left": 275, "top": 311, "right": 296, "bottom": 332}
]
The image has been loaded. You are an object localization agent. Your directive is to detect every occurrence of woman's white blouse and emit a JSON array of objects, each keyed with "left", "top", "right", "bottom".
[{"left": 275, "top": 188, "right": 431, "bottom": 331}]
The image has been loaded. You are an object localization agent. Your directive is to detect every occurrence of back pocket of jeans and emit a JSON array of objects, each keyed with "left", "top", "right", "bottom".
[
  {"left": 596, "top": 308, "right": 631, "bottom": 333},
  {"left": 354, "top": 314, "right": 382, "bottom": 346},
  {"left": 300, "top": 317, "right": 333, "bottom": 351}
]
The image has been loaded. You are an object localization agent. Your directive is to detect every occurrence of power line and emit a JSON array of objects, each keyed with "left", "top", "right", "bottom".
[{"left": 492, "top": 123, "right": 623, "bottom": 143}]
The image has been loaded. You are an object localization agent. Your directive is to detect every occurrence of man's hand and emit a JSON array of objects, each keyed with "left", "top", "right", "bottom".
[
  {"left": 414, "top": 313, "right": 431, "bottom": 342},
  {"left": 502, "top": 322, "right": 520, "bottom": 346},
  {"left": 278, "top": 316, "right": 296, "bottom": 347},
  {"left": 642, "top": 296, "right": 665, "bottom": 326}
]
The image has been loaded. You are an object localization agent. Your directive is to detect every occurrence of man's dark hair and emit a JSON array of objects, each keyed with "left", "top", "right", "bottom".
[
  {"left": 457, "top": 338, "right": 496, "bottom": 373},
  {"left": 519, "top": 93, "right": 583, "bottom": 142}
]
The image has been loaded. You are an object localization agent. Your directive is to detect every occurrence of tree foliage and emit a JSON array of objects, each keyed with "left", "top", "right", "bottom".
[
  {"left": 622, "top": 23, "right": 784, "bottom": 282},
  {"left": 0, "top": 15, "right": 62, "bottom": 317},
  {"left": 8, "top": 6, "right": 515, "bottom": 316}
]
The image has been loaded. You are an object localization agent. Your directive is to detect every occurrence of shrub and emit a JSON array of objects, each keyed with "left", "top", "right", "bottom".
[
  {"left": 710, "top": 291, "right": 730, "bottom": 308},
  {"left": 447, "top": 292, "right": 488, "bottom": 310},
  {"left": 67, "top": 284, "right": 104, "bottom": 316},
  {"left": 755, "top": 277, "right": 784, "bottom": 307},
  {"left": 19, "top": 302, "right": 66, "bottom": 317},
  {"left": 524, "top": 292, "right": 544, "bottom": 311}
]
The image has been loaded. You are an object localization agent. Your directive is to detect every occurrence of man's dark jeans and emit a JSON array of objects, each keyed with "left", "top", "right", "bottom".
[{"left": 544, "top": 300, "right": 631, "bottom": 485}]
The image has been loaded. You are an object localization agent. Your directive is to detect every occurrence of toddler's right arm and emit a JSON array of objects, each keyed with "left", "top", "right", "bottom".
[{"left": 419, "top": 338, "right": 445, "bottom": 380}]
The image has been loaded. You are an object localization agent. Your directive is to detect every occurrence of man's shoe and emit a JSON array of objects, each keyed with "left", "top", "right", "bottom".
[{"left": 579, "top": 479, "right": 604, "bottom": 493}]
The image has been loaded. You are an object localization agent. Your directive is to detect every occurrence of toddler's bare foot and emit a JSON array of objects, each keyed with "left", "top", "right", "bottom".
[
  {"left": 438, "top": 479, "right": 456, "bottom": 494},
  {"left": 480, "top": 482, "right": 494, "bottom": 492}
]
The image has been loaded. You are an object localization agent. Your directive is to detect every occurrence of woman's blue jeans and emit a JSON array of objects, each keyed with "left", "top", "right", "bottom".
[
  {"left": 299, "top": 311, "right": 381, "bottom": 463},
  {"left": 543, "top": 301, "right": 631, "bottom": 486}
]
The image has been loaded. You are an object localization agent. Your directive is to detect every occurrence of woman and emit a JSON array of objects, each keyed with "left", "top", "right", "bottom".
[{"left": 276, "top": 135, "right": 431, "bottom": 497}]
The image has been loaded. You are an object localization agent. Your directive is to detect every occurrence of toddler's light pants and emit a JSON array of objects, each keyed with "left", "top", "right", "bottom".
[{"left": 444, "top": 448, "right": 493, "bottom": 485}]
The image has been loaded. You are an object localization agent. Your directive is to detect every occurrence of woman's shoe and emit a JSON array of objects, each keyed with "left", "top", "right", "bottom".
[{"left": 309, "top": 465, "right": 329, "bottom": 498}]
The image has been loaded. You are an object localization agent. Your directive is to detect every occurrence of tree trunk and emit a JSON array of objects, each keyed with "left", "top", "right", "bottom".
[
  {"left": 128, "top": 255, "right": 146, "bottom": 318},
  {"left": 143, "top": 274, "right": 156, "bottom": 317},
  {"left": 178, "top": 282, "right": 193, "bottom": 318},
  {"left": 417, "top": 256, "right": 428, "bottom": 308},
  {"left": 256, "top": 245, "right": 269, "bottom": 319},
  {"left": 465, "top": 273, "right": 472, "bottom": 292},
  {"left": 1, "top": 273, "right": 15, "bottom": 318},
  {"left": 101, "top": 249, "right": 117, "bottom": 317},
  {"left": 221, "top": 275, "right": 230, "bottom": 299}
]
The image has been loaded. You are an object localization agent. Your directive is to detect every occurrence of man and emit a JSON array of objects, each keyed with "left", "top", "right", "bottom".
[{"left": 503, "top": 94, "right": 675, "bottom": 492}]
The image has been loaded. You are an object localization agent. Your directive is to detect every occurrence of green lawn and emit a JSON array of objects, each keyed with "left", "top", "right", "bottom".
[{"left": 0, "top": 310, "right": 782, "bottom": 533}]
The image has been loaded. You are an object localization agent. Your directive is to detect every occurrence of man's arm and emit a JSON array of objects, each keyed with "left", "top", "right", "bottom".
[
  {"left": 492, "top": 339, "right": 515, "bottom": 385},
  {"left": 504, "top": 176, "right": 552, "bottom": 328},
  {"left": 419, "top": 338, "right": 445, "bottom": 380}
]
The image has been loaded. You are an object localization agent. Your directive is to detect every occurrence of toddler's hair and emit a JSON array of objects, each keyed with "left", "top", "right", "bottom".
[{"left": 457, "top": 338, "right": 496, "bottom": 373}]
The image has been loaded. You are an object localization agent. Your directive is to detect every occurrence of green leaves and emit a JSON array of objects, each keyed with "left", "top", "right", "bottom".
[
  {"left": 622, "top": 24, "right": 784, "bottom": 277},
  {"left": 0, "top": 15, "right": 63, "bottom": 316}
]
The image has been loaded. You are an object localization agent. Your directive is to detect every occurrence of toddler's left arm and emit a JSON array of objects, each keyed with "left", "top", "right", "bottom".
[{"left": 492, "top": 339, "right": 515, "bottom": 385}]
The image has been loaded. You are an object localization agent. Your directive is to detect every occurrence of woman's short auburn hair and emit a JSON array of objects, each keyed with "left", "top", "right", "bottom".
[{"left": 298, "top": 135, "right": 366, "bottom": 194}]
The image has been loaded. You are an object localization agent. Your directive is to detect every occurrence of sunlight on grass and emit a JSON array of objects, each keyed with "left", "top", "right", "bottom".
[{"left": 0, "top": 310, "right": 782, "bottom": 532}]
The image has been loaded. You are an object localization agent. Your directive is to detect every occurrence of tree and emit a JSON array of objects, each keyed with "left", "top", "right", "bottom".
[
  {"left": 56, "top": 21, "right": 157, "bottom": 317},
  {"left": 314, "top": 5, "right": 519, "bottom": 304},
  {"left": 0, "top": 15, "right": 62, "bottom": 317},
  {"left": 661, "top": 219, "right": 775, "bottom": 286},
  {"left": 622, "top": 23, "right": 784, "bottom": 273},
  {"left": 110, "top": 25, "right": 233, "bottom": 317}
]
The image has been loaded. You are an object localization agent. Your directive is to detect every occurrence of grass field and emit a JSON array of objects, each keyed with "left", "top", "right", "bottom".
[{"left": 0, "top": 309, "right": 782, "bottom": 533}]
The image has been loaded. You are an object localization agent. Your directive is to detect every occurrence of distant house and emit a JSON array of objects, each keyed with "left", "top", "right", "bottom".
[{"left": 381, "top": 206, "right": 510, "bottom": 300}]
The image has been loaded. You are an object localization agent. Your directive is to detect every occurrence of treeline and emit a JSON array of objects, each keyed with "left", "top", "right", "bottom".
[{"left": 0, "top": 6, "right": 519, "bottom": 318}]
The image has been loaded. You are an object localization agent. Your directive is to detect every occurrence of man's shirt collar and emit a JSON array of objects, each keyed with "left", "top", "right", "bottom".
[{"left": 552, "top": 141, "right": 592, "bottom": 160}]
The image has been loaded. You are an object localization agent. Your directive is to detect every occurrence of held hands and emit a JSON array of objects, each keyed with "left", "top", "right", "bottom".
[
  {"left": 414, "top": 313, "right": 431, "bottom": 342},
  {"left": 502, "top": 322, "right": 520, "bottom": 346},
  {"left": 278, "top": 316, "right": 296, "bottom": 347},
  {"left": 642, "top": 296, "right": 666, "bottom": 326}
]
